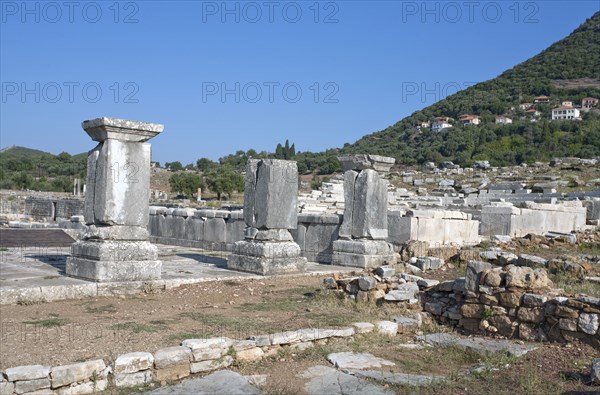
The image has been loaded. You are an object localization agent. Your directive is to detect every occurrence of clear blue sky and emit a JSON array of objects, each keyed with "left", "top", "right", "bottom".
[{"left": 1, "top": 0, "right": 599, "bottom": 165}]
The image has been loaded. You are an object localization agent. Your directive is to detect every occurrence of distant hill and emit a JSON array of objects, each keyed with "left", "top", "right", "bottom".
[
  {"left": 340, "top": 12, "right": 600, "bottom": 166},
  {"left": 0, "top": 146, "right": 87, "bottom": 192}
]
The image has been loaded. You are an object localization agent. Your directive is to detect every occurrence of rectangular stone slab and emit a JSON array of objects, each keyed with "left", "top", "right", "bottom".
[
  {"left": 244, "top": 159, "right": 298, "bottom": 230},
  {"left": 351, "top": 169, "right": 388, "bottom": 239},
  {"left": 92, "top": 139, "right": 151, "bottom": 227},
  {"left": 339, "top": 170, "right": 358, "bottom": 239},
  {"left": 66, "top": 257, "right": 161, "bottom": 282}
]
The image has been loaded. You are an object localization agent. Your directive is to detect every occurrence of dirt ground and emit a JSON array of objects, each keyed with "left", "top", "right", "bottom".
[
  {"left": 1, "top": 232, "right": 599, "bottom": 394},
  {"left": 1, "top": 272, "right": 599, "bottom": 395},
  {"left": 0, "top": 275, "right": 410, "bottom": 370}
]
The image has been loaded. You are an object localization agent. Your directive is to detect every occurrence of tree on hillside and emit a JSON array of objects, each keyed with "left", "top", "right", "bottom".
[
  {"left": 57, "top": 152, "right": 71, "bottom": 161},
  {"left": 12, "top": 172, "right": 33, "bottom": 190},
  {"left": 169, "top": 172, "right": 203, "bottom": 198},
  {"left": 274, "top": 139, "right": 296, "bottom": 160},
  {"left": 196, "top": 157, "right": 216, "bottom": 172},
  {"left": 205, "top": 165, "right": 244, "bottom": 200},
  {"left": 165, "top": 161, "right": 183, "bottom": 171}
]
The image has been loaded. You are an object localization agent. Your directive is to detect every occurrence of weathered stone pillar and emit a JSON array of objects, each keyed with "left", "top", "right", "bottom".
[
  {"left": 332, "top": 155, "right": 396, "bottom": 268},
  {"left": 66, "top": 117, "right": 163, "bottom": 282},
  {"left": 227, "top": 159, "right": 306, "bottom": 275}
]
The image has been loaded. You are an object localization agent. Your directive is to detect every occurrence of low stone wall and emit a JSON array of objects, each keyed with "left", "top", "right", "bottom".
[
  {"left": 388, "top": 209, "right": 480, "bottom": 246},
  {"left": 148, "top": 207, "right": 482, "bottom": 263},
  {"left": 22, "top": 197, "right": 84, "bottom": 222},
  {"left": 24, "top": 197, "right": 55, "bottom": 221},
  {"left": 55, "top": 199, "right": 84, "bottom": 221},
  {"left": 1, "top": 359, "right": 109, "bottom": 395},
  {"left": 148, "top": 207, "right": 342, "bottom": 264},
  {"left": 480, "top": 201, "right": 587, "bottom": 237},
  {"left": 423, "top": 261, "right": 600, "bottom": 347},
  {"left": 148, "top": 207, "right": 245, "bottom": 252},
  {"left": 0, "top": 322, "right": 407, "bottom": 394}
]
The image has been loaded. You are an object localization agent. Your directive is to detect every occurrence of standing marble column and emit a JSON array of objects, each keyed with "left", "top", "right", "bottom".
[
  {"left": 332, "top": 155, "right": 396, "bottom": 268},
  {"left": 227, "top": 159, "right": 306, "bottom": 275},
  {"left": 66, "top": 117, "right": 163, "bottom": 282}
]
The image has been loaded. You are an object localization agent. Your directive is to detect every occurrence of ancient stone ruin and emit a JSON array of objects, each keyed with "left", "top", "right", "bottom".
[
  {"left": 227, "top": 159, "right": 307, "bottom": 275},
  {"left": 332, "top": 155, "right": 395, "bottom": 268},
  {"left": 66, "top": 117, "right": 163, "bottom": 282}
]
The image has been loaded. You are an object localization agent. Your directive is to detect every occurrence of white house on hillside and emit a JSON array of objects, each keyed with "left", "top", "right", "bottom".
[
  {"left": 582, "top": 97, "right": 598, "bottom": 109},
  {"left": 459, "top": 114, "right": 481, "bottom": 126},
  {"left": 495, "top": 116, "right": 513, "bottom": 124},
  {"left": 431, "top": 120, "right": 452, "bottom": 132},
  {"left": 519, "top": 103, "right": 533, "bottom": 110},
  {"left": 552, "top": 106, "right": 581, "bottom": 120}
]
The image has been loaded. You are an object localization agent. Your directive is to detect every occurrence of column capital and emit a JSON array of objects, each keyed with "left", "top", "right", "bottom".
[{"left": 82, "top": 117, "right": 163, "bottom": 143}]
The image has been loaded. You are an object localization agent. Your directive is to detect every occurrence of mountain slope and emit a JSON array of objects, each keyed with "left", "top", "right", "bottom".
[
  {"left": 341, "top": 12, "right": 600, "bottom": 166},
  {"left": 0, "top": 146, "right": 87, "bottom": 191}
]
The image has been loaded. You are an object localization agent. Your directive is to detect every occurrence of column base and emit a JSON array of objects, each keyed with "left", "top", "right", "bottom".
[
  {"left": 227, "top": 240, "right": 307, "bottom": 275},
  {"left": 66, "top": 257, "right": 162, "bottom": 282},
  {"left": 67, "top": 240, "right": 161, "bottom": 282},
  {"left": 332, "top": 239, "right": 395, "bottom": 269}
]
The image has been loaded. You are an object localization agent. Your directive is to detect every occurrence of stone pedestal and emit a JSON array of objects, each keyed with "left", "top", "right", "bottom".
[
  {"left": 227, "top": 159, "right": 306, "bottom": 275},
  {"left": 66, "top": 117, "right": 164, "bottom": 282},
  {"left": 332, "top": 157, "right": 396, "bottom": 268},
  {"left": 332, "top": 239, "right": 395, "bottom": 269}
]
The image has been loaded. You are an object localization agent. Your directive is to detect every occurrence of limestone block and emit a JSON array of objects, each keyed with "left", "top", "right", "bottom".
[
  {"left": 15, "top": 377, "right": 51, "bottom": 393},
  {"left": 303, "top": 223, "right": 339, "bottom": 263},
  {"left": 358, "top": 276, "right": 377, "bottom": 291},
  {"left": 190, "top": 356, "right": 233, "bottom": 374},
  {"left": 85, "top": 225, "right": 149, "bottom": 241},
  {"left": 559, "top": 318, "right": 578, "bottom": 331},
  {"left": 50, "top": 359, "right": 106, "bottom": 388},
  {"left": 153, "top": 364, "right": 190, "bottom": 382},
  {"left": 236, "top": 348, "right": 265, "bottom": 362},
  {"left": 339, "top": 170, "right": 358, "bottom": 239},
  {"left": 228, "top": 240, "right": 306, "bottom": 275},
  {"left": 332, "top": 239, "right": 394, "bottom": 255},
  {"left": 505, "top": 266, "right": 552, "bottom": 289},
  {"left": 522, "top": 294, "right": 548, "bottom": 307},
  {"left": 153, "top": 346, "right": 191, "bottom": 369},
  {"left": 337, "top": 154, "right": 395, "bottom": 173},
  {"left": 66, "top": 257, "right": 161, "bottom": 282},
  {"left": 386, "top": 212, "right": 413, "bottom": 245},
  {"left": 351, "top": 322, "right": 375, "bottom": 334},
  {"left": 55, "top": 379, "right": 108, "bottom": 394},
  {"left": 498, "top": 292, "right": 523, "bottom": 308},
  {"left": 71, "top": 240, "right": 157, "bottom": 261},
  {"left": 91, "top": 139, "right": 151, "bottom": 227},
  {"left": 114, "top": 371, "right": 153, "bottom": 388},
  {"left": 351, "top": 170, "right": 388, "bottom": 239},
  {"left": 578, "top": 313, "right": 599, "bottom": 335},
  {"left": 244, "top": 159, "right": 298, "bottom": 230},
  {"left": 375, "top": 321, "right": 398, "bottom": 336},
  {"left": 114, "top": 352, "right": 154, "bottom": 374},
  {"left": 0, "top": 382, "right": 14, "bottom": 395},
  {"left": 82, "top": 117, "right": 163, "bottom": 143},
  {"left": 5, "top": 365, "right": 50, "bottom": 381},
  {"left": 517, "top": 307, "right": 544, "bottom": 323},
  {"left": 384, "top": 282, "right": 419, "bottom": 301},
  {"left": 181, "top": 338, "right": 233, "bottom": 362},
  {"left": 465, "top": 261, "right": 492, "bottom": 292},
  {"left": 592, "top": 358, "right": 600, "bottom": 384}
]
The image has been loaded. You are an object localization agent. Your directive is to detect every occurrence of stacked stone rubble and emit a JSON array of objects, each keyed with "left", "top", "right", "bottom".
[{"left": 423, "top": 261, "right": 600, "bottom": 347}]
